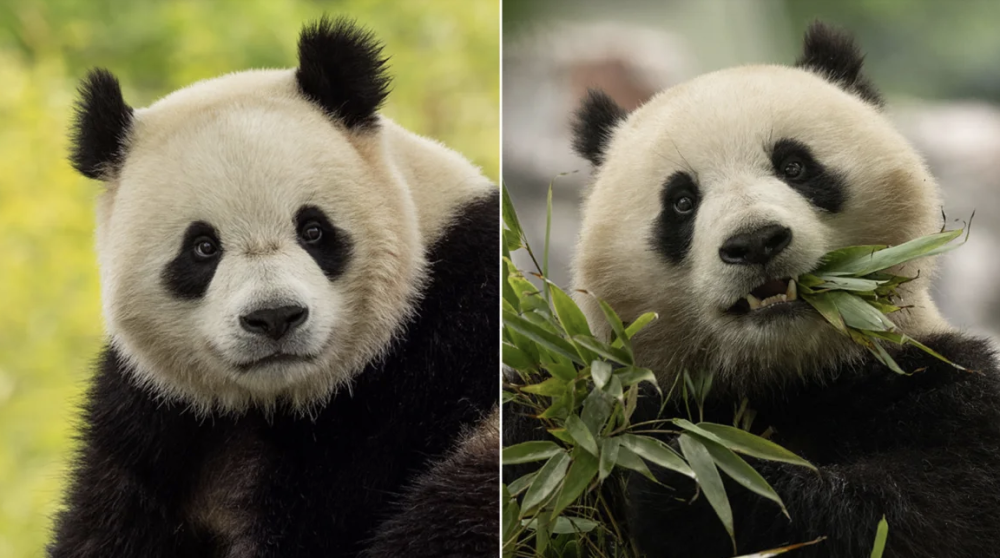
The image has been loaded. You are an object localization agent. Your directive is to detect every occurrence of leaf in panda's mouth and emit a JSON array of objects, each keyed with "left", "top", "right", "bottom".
[{"left": 795, "top": 225, "right": 971, "bottom": 374}]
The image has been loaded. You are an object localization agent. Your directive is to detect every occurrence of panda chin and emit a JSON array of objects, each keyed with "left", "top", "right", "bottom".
[{"left": 235, "top": 352, "right": 318, "bottom": 372}]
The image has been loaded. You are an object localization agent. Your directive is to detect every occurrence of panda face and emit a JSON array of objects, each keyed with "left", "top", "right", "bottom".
[
  {"left": 92, "top": 70, "right": 423, "bottom": 413},
  {"left": 572, "top": 26, "right": 948, "bottom": 389}
]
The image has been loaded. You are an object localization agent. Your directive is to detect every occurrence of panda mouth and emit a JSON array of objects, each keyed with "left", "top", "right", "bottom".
[
  {"left": 728, "top": 278, "right": 799, "bottom": 314},
  {"left": 236, "top": 352, "right": 316, "bottom": 371}
]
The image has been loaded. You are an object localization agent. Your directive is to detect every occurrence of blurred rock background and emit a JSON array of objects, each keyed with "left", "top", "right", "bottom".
[
  {"left": 503, "top": 0, "right": 1000, "bottom": 342},
  {"left": 0, "top": 2, "right": 498, "bottom": 556}
]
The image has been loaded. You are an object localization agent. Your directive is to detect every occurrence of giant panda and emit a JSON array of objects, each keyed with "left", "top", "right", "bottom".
[
  {"left": 569, "top": 22, "right": 1000, "bottom": 558},
  {"left": 49, "top": 17, "right": 498, "bottom": 558}
]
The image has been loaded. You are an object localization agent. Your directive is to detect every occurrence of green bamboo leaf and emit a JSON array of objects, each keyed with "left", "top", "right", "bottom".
[
  {"left": 624, "top": 383, "right": 639, "bottom": 420},
  {"left": 565, "top": 414, "right": 599, "bottom": 456},
  {"left": 502, "top": 259, "right": 519, "bottom": 311},
  {"left": 502, "top": 343, "right": 535, "bottom": 370},
  {"left": 552, "top": 449, "right": 599, "bottom": 517},
  {"left": 549, "top": 282, "right": 593, "bottom": 337},
  {"left": 572, "top": 335, "right": 633, "bottom": 365},
  {"left": 698, "top": 434, "right": 788, "bottom": 517},
  {"left": 682, "top": 421, "right": 815, "bottom": 469},
  {"left": 507, "top": 471, "right": 537, "bottom": 495},
  {"left": 591, "top": 359, "right": 612, "bottom": 389},
  {"left": 504, "top": 310, "right": 583, "bottom": 365},
  {"left": 812, "top": 276, "right": 886, "bottom": 292},
  {"left": 854, "top": 330, "right": 908, "bottom": 374},
  {"left": 827, "top": 229, "right": 962, "bottom": 276},
  {"left": 828, "top": 291, "right": 896, "bottom": 332},
  {"left": 870, "top": 516, "right": 889, "bottom": 558},
  {"left": 580, "top": 389, "right": 613, "bottom": 435},
  {"left": 812, "top": 245, "right": 887, "bottom": 275},
  {"left": 523, "top": 516, "right": 600, "bottom": 534},
  {"left": 614, "top": 445, "right": 657, "bottom": 481},
  {"left": 615, "top": 312, "right": 658, "bottom": 347},
  {"left": 617, "top": 366, "right": 661, "bottom": 393},
  {"left": 599, "top": 437, "right": 620, "bottom": 481},
  {"left": 597, "top": 298, "right": 631, "bottom": 351},
  {"left": 521, "top": 377, "right": 567, "bottom": 396},
  {"left": 619, "top": 434, "right": 694, "bottom": 478},
  {"left": 520, "top": 452, "right": 571, "bottom": 515},
  {"left": 503, "top": 441, "right": 565, "bottom": 465},
  {"left": 605, "top": 374, "right": 624, "bottom": 402},
  {"left": 801, "top": 292, "right": 847, "bottom": 334},
  {"left": 679, "top": 433, "right": 734, "bottom": 542},
  {"left": 501, "top": 485, "right": 520, "bottom": 545},
  {"left": 501, "top": 183, "right": 525, "bottom": 244}
]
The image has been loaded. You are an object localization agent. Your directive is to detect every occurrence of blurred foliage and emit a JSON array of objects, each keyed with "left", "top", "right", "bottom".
[{"left": 0, "top": 1, "right": 497, "bottom": 556}]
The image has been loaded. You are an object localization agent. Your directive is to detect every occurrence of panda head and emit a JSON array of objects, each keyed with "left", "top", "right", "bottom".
[
  {"left": 72, "top": 18, "right": 427, "bottom": 414},
  {"left": 571, "top": 22, "right": 948, "bottom": 391}
]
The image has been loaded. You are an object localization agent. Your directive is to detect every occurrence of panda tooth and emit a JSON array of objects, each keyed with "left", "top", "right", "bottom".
[
  {"left": 746, "top": 294, "right": 761, "bottom": 310},
  {"left": 786, "top": 279, "right": 797, "bottom": 301}
]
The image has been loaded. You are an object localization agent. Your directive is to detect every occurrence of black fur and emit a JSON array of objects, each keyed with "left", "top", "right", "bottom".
[
  {"left": 795, "top": 21, "right": 883, "bottom": 107},
  {"left": 294, "top": 205, "right": 353, "bottom": 280},
  {"left": 572, "top": 89, "right": 628, "bottom": 167},
  {"left": 364, "top": 411, "right": 500, "bottom": 558},
  {"left": 652, "top": 171, "right": 701, "bottom": 263},
  {"left": 162, "top": 221, "right": 223, "bottom": 300},
  {"left": 296, "top": 17, "right": 391, "bottom": 131},
  {"left": 770, "top": 138, "right": 847, "bottom": 213},
  {"left": 628, "top": 333, "right": 1000, "bottom": 558},
  {"left": 70, "top": 68, "right": 133, "bottom": 179},
  {"left": 48, "top": 191, "right": 499, "bottom": 558}
]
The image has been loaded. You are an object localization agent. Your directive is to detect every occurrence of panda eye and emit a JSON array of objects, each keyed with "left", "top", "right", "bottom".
[
  {"left": 781, "top": 158, "right": 808, "bottom": 181},
  {"left": 673, "top": 196, "right": 694, "bottom": 214},
  {"left": 299, "top": 222, "right": 323, "bottom": 244},
  {"left": 192, "top": 237, "right": 220, "bottom": 260}
]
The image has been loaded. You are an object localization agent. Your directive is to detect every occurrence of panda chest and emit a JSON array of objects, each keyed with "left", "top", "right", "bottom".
[{"left": 186, "top": 427, "right": 267, "bottom": 554}]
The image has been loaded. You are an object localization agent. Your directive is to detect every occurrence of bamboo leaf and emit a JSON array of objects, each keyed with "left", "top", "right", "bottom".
[
  {"left": 734, "top": 538, "right": 826, "bottom": 557},
  {"left": 824, "top": 229, "right": 962, "bottom": 276},
  {"left": 591, "top": 359, "right": 612, "bottom": 389},
  {"left": 681, "top": 421, "right": 815, "bottom": 470},
  {"left": 614, "top": 445, "right": 657, "bottom": 481},
  {"left": 616, "top": 366, "right": 661, "bottom": 393},
  {"left": 503, "top": 441, "right": 565, "bottom": 465},
  {"left": 698, "top": 434, "right": 788, "bottom": 517},
  {"left": 520, "top": 452, "right": 572, "bottom": 515},
  {"left": 801, "top": 292, "right": 847, "bottom": 334},
  {"left": 580, "top": 388, "right": 613, "bottom": 435},
  {"left": 552, "top": 449, "right": 599, "bottom": 517},
  {"left": 614, "top": 312, "right": 658, "bottom": 347},
  {"left": 597, "top": 297, "right": 631, "bottom": 351},
  {"left": 870, "top": 516, "right": 889, "bottom": 558},
  {"left": 565, "top": 414, "right": 599, "bottom": 456},
  {"left": 521, "top": 377, "right": 567, "bottom": 396},
  {"left": 619, "top": 434, "right": 694, "bottom": 478},
  {"left": 504, "top": 310, "right": 583, "bottom": 365},
  {"left": 679, "top": 433, "right": 734, "bottom": 542},
  {"left": 599, "top": 437, "right": 620, "bottom": 481},
  {"left": 827, "top": 291, "right": 896, "bottom": 332},
  {"left": 572, "top": 335, "right": 633, "bottom": 365},
  {"left": 549, "top": 281, "right": 593, "bottom": 338}
]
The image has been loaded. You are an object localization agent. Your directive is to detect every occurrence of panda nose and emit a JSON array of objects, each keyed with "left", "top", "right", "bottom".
[
  {"left": 240, "top": 305, "right": 309, "bottom": 340},
  {"left": 719, "top": 224, "right": 793, "bottom": 265}
]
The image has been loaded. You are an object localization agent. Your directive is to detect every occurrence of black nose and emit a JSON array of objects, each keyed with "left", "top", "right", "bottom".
[
  {"left": 240, "top": 305, "right": 309, "bottom": 341},
  {"left": 719, "top": 224, "right": 793, "bottom": 265}
]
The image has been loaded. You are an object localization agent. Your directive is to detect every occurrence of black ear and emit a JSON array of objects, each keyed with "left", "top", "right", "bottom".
[
  {"left": 296, "top": 17, "right": 391, "bottom": 131},
  {"left": 795, "top": 21, "right": 883, "bottom": 107},
  {"left": 70, "top": 69, "right": 133, "bottom": 180},
  {"left": 572, "top": 89, "right": 628, "bottom": 167}
]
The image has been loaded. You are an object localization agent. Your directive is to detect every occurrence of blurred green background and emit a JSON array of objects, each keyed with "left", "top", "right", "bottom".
[{"left": 0, "top": 1, "right": 498, "bottom": 556}]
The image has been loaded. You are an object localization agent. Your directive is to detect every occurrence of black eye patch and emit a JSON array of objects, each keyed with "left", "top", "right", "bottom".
[
  {"left": 770, "top": 139, "right": 846, "bottom": 213},
  {"left": 162, "top": 221, "right": 222, "bottom": 300},
  {"left": 294, "top": 205, "right": 352, "bottom": 280},
  {"left": 652, "top": 172, "right": 701, "bottom": 264}
]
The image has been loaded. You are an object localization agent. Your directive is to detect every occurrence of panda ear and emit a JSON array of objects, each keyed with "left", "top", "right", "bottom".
[
  {"left": 572, "top": 89, "right": 629, "bottom": 167},
  {"left": 795, "top": 21, "right": 883, "bottom": 108},
  {"left": 296, "top": 17, "right": 391, "bottom": 131},
  {"left": 70, "top": 69, "right": 134, "bottom": 180}
]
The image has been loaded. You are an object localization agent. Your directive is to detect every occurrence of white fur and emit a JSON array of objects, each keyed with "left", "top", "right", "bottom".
[
  {"left": 573, "top": 64, "right": 950, "bottom": 393},
  {"left": 95, "top": 69, "right": 493, "bottom": 415}
]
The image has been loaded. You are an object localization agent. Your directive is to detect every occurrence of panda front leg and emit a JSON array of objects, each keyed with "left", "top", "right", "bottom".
[
  {"left": 627, "top": 446, "right": 1000, "bottom": 558},
  {"left": 47, "top": 446, "right": 205, "bottom": 557}
]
